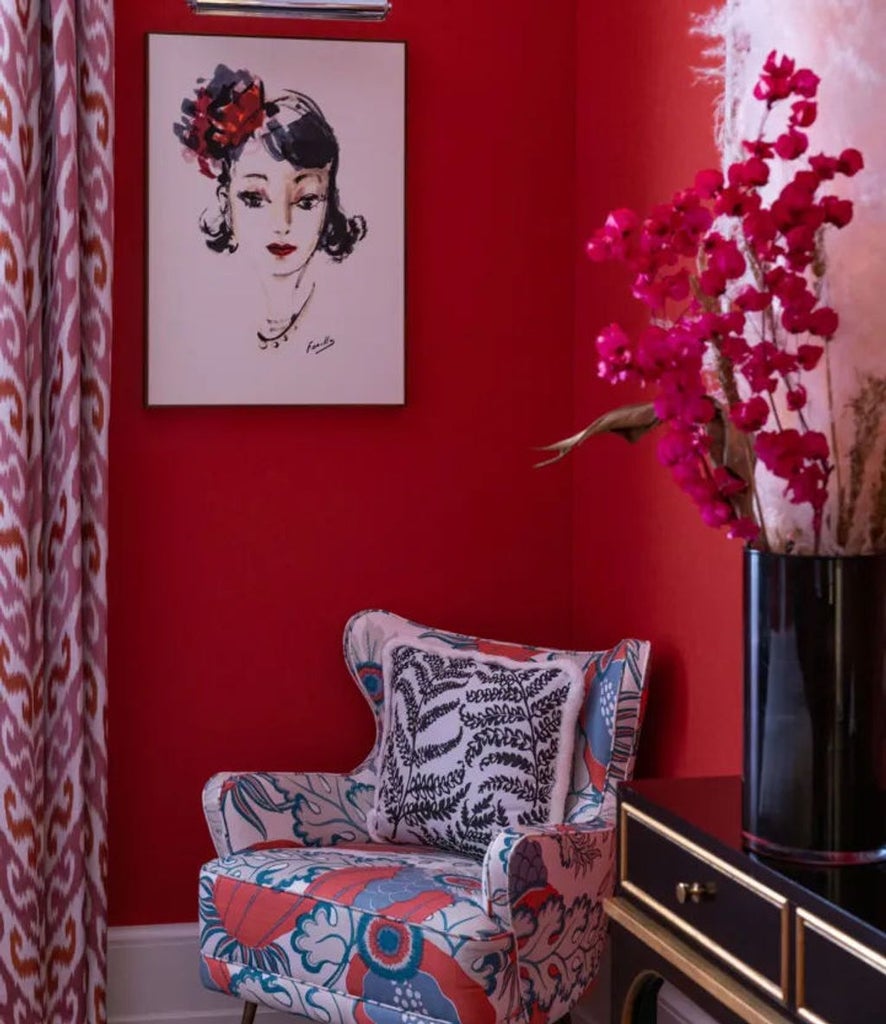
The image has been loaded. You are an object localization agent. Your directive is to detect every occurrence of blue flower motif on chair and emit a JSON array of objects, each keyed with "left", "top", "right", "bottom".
[{"left": 291, "top": 903, "right": 356, "bottom": 985}]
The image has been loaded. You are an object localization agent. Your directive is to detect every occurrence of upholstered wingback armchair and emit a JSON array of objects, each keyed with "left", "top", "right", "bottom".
[{"left": 199, "top": 610, "right": 651, "bottom": 1024}]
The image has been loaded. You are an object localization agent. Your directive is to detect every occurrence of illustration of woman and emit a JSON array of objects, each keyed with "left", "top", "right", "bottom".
[{"left": 174, "top": 65, "right": 366, "bottom": 349}]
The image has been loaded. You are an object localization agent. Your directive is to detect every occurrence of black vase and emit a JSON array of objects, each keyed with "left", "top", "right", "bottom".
[{"left": 743, "top": 548, "right": 886, "bottom": 864}]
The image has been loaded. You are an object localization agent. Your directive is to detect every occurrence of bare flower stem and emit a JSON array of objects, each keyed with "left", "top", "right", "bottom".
[{"left": 824, "top": 337, "right": 844, "bottom": 545}]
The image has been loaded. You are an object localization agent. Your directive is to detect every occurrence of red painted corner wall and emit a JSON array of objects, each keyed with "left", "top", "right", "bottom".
[
  {"left": 109, "top": 0, "right": 744, "bottom": 927},
  {"left": 108, "top": 1, "right": 578, "bottom": 925},
  {"left": 572, "top": 1, "right": 742, "bottom": 779}
]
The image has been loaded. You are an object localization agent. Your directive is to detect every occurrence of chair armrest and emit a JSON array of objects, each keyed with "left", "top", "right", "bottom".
[
  {"left": 203, "top": 767, "right": 376, "bottom": 856},
  {"left": 481, "top": 815, "right": 616, "bottom": 930},
  {"left": 480, "top": 817, "right": 617, "bottom": 1020}
]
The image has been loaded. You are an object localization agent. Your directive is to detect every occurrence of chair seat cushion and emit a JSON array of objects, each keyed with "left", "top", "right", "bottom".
[{"left": 199, "top": 843, "right": 524, "bottom": 1023}]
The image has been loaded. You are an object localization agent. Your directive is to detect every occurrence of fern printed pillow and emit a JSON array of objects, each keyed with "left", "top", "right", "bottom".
[{"left": 369, "top": 640, "right": 585, "bottom": 859}]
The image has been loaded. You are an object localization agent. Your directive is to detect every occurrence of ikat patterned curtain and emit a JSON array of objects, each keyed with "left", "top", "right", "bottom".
[{"left": 0, "top": 2, "right": 113, "bottom": 1022}]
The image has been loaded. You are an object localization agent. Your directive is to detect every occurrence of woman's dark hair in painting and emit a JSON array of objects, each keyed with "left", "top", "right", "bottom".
[{"left": 174, "top": 64, "right": 366, "bottom": 258}]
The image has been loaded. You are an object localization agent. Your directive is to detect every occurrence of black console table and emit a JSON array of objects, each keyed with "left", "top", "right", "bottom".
[{"left": 606, "top": 777, "right": 885, "bottom": 1024}]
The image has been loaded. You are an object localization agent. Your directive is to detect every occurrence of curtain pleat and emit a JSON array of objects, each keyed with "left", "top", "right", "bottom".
[{"left": 0, "top": 1, "right": 113, "bottom": 1021}]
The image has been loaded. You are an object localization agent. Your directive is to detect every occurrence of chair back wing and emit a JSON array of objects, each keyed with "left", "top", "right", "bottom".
[
  {"left": 342, "top": 610, "right": 651, "bottom": 818},
  {"left": 564, "top": 638, "right": 651, "bottom": 824}
]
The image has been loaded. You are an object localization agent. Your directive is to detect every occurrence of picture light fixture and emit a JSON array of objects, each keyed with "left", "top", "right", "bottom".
[{"left": 187, "top": 0, "right": 390, "bottom": 18}]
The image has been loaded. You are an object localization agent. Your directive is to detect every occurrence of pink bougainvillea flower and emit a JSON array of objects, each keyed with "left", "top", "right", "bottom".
[
  {"left": 635, "top": 325, "right": 675, "bottom": 377},
  {"left": 755, "top": 429, "right": 805, "bottom": 478},
  {"left": 742, "top": 208, "right": 778, "bottom": 254},
  {"left": 787, "top": 464, "right": 829, "bottom": 509},
  {"left": 731, "top": 396, "right": 770, "bottom": 433},
  {"left": 763, "top": 50, "right": 795, "bottom": 76},
  {"left": 837, "top": 148, "right": 864, "bottom": 176},
  {"left": 655, "top": 381, "right": 715, "bottom": 427},
  {"left": 657, "top": 427, "right": 698, "bottom": 466},
  {"left": 789, "top": 100, "right": 817, "bottom": 128},
  {"left": 790, "top": 68, "right": 820, "bottom": 98},
  {"left": 664, "top": 268, "right": 691, "bottom": 301},
  {"left": 719, "top": 332, "right": 750, "bottom": 364},
  {"left": 809, "top": 153, "right": 839, "bottom": 180},
  {"left": 781, "top": 306, "right": 811, "bottom": 334},
  {"left": 786, "top": 385, "right": 808, "bottom": 411},
  {"left": 705, "top": 235, "right": 747, "bottom": 279},
  {"left": 631, "top": 274, "right": 667, "bottom": 311},
  {"left": 775, "top": 129, "right": 809, "bottom": 160},
  {"left": 776, "top": 174, "right": 819, "bottom": 219},
  {"left": 741, "top": 343, "right": 781, "bottom": 393},
  {"left": 694, "top": 168, "right": 724, "bottom": 197},
  {"left": 821, "top": 196, "right": 854, "bottom": 228},
  {"left": 783, "top": 223, "right": 817, "bottom": 259},
  {"left": 713, "top": 466, "right": 748, "bottom": 498},
  {"left": 595, "top": 324, "right": 635, "bottom": 382},
  {"left": 718, "top": 310, "right": 746, "bottom": 335},
  {"left": 586, "top": 212, "right": 640, "bottom": 262},
  {"left": 699, "top": 268, "right": 727, "bottom": 297},
  {"left": 585, "top": 232, "right": 614, "bottom": 262},
  {"left": 605, "top": 208, "right": 641, "bottom": 235},
  {"left": 571, "top": 51, "right": 858, "bottom": 552},
  {"left": 796, "top": 344, "right": 823, "bottom": 372},
  {"left": 713, "top": 184, "right": 762, "bottom": 219},
  {"left": 807, "top": 306, "right": 839, "bottom": 338},
  {"left": 743, "top": 138, "right": 776, "bottom": 160},
  {"left": 754, "top": 51, "right": 796, "bottom": 104},
  {"left": 699, "top": 499, "right": 735, "bottom": 528},
  {"left": 755, "top": 430, "right": 830, "bottom": 487},
  {"left": 729, "top": 156, "right": 770, "bottom": 188},
  {"left": 800, "top": 431, "right": 829, "bottom": 460},
  {"left": 734, "top": 285, "right": 771, "bottom": 313},
  {"left": 768, "top": 269, "right": 816, "bottom": 311},
  {"left": 728, "top": 517, "right": 761, "bottom": 541}
]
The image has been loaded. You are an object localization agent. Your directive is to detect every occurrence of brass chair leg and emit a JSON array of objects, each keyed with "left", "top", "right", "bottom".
[{"left": 241, "top": 1002, "right": 258, "bottom": 1024}]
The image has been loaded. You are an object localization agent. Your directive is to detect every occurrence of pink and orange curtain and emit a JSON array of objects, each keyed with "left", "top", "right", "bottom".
[{"left": 0, "top": 2, "right": 113, "bottom": 1023}]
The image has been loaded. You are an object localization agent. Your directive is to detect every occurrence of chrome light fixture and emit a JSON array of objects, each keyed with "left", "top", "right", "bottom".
[{"left": 187, "top": 0, "right": 390, "bottom": 18}]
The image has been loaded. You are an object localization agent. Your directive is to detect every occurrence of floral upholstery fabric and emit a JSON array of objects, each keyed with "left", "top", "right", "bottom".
[
  {"left": 200, "top": 610, "right": 651, "bottom": 1023},
  {"left": 203, "top": 769, "right": 377, "bottom": 858},
  {"left": 200, "top": 827, "right": 615, "bottom": 1024},
  {"left": 201, "top": 844, "right": 519, "bottom": 1023}
]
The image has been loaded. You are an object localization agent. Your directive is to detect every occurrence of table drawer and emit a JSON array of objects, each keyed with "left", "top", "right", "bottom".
[
  {"left": 796, "top": 910, "right": 886, "bottom": 1024},
  {"left": 620, "top": 804, "right": 789, "bottom": 1005}
]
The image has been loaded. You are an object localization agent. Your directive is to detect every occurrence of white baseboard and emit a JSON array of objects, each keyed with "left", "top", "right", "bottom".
[
  {"left": 109, "top": 925, "right": 715, "bottom": 1024},
  {"left": 108, "top": 923, "right": 294, "bottom": 1023}
]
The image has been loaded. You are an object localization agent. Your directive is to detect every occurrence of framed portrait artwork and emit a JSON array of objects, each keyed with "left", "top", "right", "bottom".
[{"left": 146, "top": 34, "right": 405, "bottom": 405}]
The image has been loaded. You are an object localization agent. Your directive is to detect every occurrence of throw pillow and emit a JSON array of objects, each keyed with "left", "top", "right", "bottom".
[{"left": 368, "top": 638, "right": 585, "bottom": 859}]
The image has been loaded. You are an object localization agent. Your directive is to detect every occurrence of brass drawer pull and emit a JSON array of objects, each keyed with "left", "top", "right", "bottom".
[{"left": 675, "top": 881, "right": 717, "bottom": 904}]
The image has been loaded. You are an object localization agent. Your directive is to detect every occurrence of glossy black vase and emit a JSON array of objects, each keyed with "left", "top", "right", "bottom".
[{"left": 743, "top": 548, "right": 886, "bottom": 864}]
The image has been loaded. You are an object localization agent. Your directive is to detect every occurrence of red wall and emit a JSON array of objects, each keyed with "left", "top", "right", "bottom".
[
  {"left": 109, "top": 0, "right": 744, "bottom": 927},
  {"left": 572, "top": 1, "right": 742, "bottom": 779},
  {"left": 109, "top": 2, "right": 578, "bottom": 925}
]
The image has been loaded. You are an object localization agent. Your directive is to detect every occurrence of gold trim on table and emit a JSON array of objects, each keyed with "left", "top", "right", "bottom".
[
  {"left": 619, "top": 803, "right": 790, "bottom": 1003},
  {"left": 795, "top": 908, "right": 886, "bottom": 1024},
  {"left": 605, "top": 897, "right": 794, "bottom": 1024}
]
